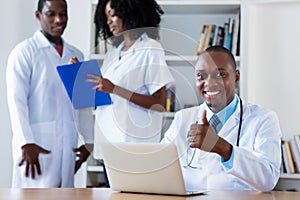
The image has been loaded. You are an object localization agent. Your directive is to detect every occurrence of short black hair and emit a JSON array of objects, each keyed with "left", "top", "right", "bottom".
[
  {"left": 94, "top": 0, "right": 164, "bottom": 46},
  {"left": 37, "top": 0, "right": 67, "bottom": 12},
  {"left": 205, "top": 45, "right": 237, "bottom": 70}
]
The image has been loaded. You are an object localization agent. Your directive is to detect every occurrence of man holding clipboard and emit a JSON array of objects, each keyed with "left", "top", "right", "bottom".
[{"left": 6, "top": 0, "right": 94, "bottom": 188}]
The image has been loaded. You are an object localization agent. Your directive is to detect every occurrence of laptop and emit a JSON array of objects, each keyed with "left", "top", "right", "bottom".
[{"left": 101, "top": 142, "right": 206, "bottom": 196}]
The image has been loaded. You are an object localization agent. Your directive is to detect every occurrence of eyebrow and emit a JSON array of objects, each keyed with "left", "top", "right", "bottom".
[{"left": 195, "top": 67, "right": 227, "bottom": 72}]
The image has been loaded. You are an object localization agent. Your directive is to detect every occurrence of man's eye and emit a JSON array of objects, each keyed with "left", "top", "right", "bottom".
[
  {"left": 59, "top": 12, "right": 67, "bottom": 17},
  {"left": 196, "top": 73, "right": 207, "bottom": 80},
  {"left": 45, "top": 12, "right": 55, "bottom": 17},
  {"left": 216, "top": 72, "right": 226, "bottom": 78}
]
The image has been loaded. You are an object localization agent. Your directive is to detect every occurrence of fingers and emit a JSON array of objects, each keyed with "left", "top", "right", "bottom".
[
  {"left": 86, "top": 73, "right": 102, "bottom": 86},
  {"left": 74, "top": 160, "right": 82, "bottom": 174},
  {"left": 25, "top": 163, "right": 30, "bottom": 178},
  {"left": 40, "top": 148, "right": 51, "bottom": 154},
  {"left": 20, "top": 145, "right": 50, "bottom": 179},
  {"left": 18, "top": 158, "right": 25, "bottom": 167},
  {"left": 31, "top": 163, "right": 35, "bottom": 179},
  {"left": 86, "top": 78, "right": 99, "bottom": 84},
  {"left": 68, "top": 57, "right": 79, "bottom": 64},
  {"left": 188, "top": 123, "right": 200, "bottom": 148},
  {"left": 36, "top": 161, "right": 42, "bottom": 176},
  {"left": 87, "top": 73, "right": 101, "bottom": 80},
  {"left": 23, "top": 159, "right": 42, "bottom": 179},
  {"left": 73, "top": 147, "right": 79, "bottom": 153}
]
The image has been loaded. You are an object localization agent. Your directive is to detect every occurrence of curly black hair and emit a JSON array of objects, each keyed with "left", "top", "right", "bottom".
[{"left": 94, "top": 0, "right": 164, "bottom": 46}]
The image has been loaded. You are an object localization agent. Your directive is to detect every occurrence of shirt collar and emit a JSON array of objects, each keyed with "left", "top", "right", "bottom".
[
  {"left": 205, "top": 94, "right": 239, "bottom": 125},
  {"left": 34, "top": 30, "right": 64, "bottom": 49}
]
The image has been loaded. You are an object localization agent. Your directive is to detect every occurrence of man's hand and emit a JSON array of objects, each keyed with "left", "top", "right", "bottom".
[
  {"left": 188, "top": 110, "right": 220, "bottom": 152},
  {"left": 73, "top": 144, "right": 92, "bottom": 174},
  {"left": 68, "top": 57, "right": 79, "bottom": 64},
  {"left": 188, "top": 110, "right": 232, "bottom": 160},
  {"left": 19, "top": 143, "right": 51, "bottom": 179}
]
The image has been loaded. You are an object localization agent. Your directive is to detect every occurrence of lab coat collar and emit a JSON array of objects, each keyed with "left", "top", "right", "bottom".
[
  {"left": 33, "top": 30, "right": 76, "bottom": 57},
  {"left": 200, "top": 96, "right": 250, "bottom": 136},
  {"left": 219, "top": 96, "right": 250, "bottom": 137},
  {"left": 33, "top": 30, "right": 55, "bottom": 49}
]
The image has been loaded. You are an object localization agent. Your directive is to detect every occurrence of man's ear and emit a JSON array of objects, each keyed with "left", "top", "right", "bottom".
[
  {"left": 35, "top": 11, "right": 41, "bottom": 20},
  {"left": 235, "top": 69, "right": 240, "bottom": 84}
]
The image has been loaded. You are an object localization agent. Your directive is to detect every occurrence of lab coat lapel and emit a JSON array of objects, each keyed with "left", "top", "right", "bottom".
[{"left": 218, "top": 99, "right": 249, "bottom": 144}]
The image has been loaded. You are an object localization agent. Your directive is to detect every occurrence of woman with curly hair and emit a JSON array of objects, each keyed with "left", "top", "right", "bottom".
[{"left": 88, "top": 0, "right": 174, "bottom": 187}]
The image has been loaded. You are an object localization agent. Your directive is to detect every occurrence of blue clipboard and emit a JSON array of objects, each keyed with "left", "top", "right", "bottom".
[{"left": 56, "top": 59, "right": 112, "bottom": 109}]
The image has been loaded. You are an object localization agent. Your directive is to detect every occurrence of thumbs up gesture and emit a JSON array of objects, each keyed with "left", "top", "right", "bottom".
[
  {"left": 187, "top": 110, "right": 233, "bottom": 160},
  {"left": 188, "top": 110, "right": 219, "bottom": 152}
]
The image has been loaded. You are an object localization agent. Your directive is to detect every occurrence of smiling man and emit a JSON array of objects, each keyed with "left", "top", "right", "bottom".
[
  {"left": 161, "top": 45, "right": 282, "bottom": 192},
  {"left": 6, "top": 0, "right": 94, "bottom": 188}
]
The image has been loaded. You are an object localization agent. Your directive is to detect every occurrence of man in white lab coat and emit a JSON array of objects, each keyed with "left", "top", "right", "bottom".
[
  {"left": 162, "top": 45, "right": 282, "bottom": 192},
  {"left": 6, "top": 0, "right": 93, "bottom": 188}
]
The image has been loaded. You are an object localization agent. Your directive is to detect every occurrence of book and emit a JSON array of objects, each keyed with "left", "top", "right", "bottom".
[
  {"left": 216, "top": 26, "right": 225, "bottom": 46},
  {"left": 281, "top": 141, "right": 295, "bottom": 173},
  {"left": 204, "top": 24, "right": 213, "bottom": 51},
  {"left": 208, "top": 24, "right": 217, "bottom": 47},
  {"left": 290, "top": 138, "right": 300, "bottom": 173},
  {"left": 294, "top": 134, "right": 300, "bottom": 151},
  {"left": 56, "top": 59, "right": 112, "bottom": 109},
  {"left": 212, "top": 25, "right": 219, "bottom": 46},
  {"left": 281, "top": 141, "right": 289, "bottom": 173},
  {"left": 226, "top": 17, "right": 235, "bottom": 51},
  {"left": 197, "top": 25, "right": 207, "bottom": 55},
  {"left": 195, "top": 25, "right": 206, "bottom": 55},
  {"left": 231, "top": 9, "right": 240, "bottom": 56},
  {"left": 223, "top": 22, "right": 229, "bottom": 49}
]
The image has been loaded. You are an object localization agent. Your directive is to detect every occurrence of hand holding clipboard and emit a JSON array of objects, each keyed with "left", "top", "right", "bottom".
[{"left": 56, "top": 59, "right": 112, "bottom": 109}]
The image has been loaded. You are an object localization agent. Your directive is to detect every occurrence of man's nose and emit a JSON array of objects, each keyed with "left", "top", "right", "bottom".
[
  {"left": 54, "top": 15, "right": 64, "bottom": 23},
  {"left": 204, "top": 75, "right": 219, "bottom": 87}
]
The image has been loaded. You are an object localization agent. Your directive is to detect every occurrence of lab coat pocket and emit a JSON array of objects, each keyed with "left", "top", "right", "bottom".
[{"left": 31, "top": 121, "right": 56, "bottom": 151}]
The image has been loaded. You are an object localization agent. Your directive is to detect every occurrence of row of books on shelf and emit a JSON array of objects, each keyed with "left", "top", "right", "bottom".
[
  {"left": 281, "top": 134, "right": 300, "bottom": 174},
  {"left": 195, "top": 9, "right": 240, "bottom": 56}
]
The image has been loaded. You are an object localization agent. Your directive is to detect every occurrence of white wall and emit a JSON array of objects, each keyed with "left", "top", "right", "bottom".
[
  {"left": 0, "top": 0, "right": 90, "bottom": 187},
  {"left": 242, "top": 1, "right": 300, "bottom": 140}
]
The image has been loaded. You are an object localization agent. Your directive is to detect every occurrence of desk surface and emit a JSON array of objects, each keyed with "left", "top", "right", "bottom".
[{"left": 0, "top": 188, "right": 298, "bottom": 200}]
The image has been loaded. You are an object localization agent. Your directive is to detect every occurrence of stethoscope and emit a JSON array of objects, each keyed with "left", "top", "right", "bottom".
[
  {"left": 206, "top": 96, "right": 243, "bottom": 147},
  {"left": 236, "top": 96, "right": 243, "bottom": 147},
  {"left": 186, "top": 97, "right": 243, "bottom": 168}
]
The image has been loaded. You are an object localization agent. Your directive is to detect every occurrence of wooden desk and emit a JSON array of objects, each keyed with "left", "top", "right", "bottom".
[{"left": 0, "top": 188, "right": 298, "bottom": 200}]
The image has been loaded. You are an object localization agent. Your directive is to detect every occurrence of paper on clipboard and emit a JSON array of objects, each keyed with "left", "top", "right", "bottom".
[{"left": 56, "top": 59, "right": 112, "bottom": 109}]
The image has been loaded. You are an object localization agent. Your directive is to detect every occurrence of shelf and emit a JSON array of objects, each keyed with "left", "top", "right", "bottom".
[
  {"left": 280, "top": 173, "right": 300, "bottom": 179},
  {"left": 90, "top": 54, "right": 106, "bottom": 60},
  {"left": 89, "top": 53, "right": 240, "bottom": 64},
  {"left": 157, "top": 0, "right": 240, "bottom": 14},
  {"left": 164, "top": 112, "right": 175, "bottom": 118},
  {"left": 87, "top": 165, "right": 104, "bottom": 173}
]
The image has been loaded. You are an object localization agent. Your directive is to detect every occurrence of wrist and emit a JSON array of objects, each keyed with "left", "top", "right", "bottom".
[{"left": 215, "top": 138, "right": 232, "bottom": 161}]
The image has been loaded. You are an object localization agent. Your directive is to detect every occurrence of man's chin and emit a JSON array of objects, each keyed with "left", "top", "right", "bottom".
[{"left": 205, "top": 101, "right": 226, "bottom": 112}]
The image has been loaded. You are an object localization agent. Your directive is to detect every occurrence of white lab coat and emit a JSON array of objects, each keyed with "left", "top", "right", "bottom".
[
  {"left": 93, "top": 33, "right": 174, "bottom": 159},
  {"left": 161, "top": 99, "right": 282, "bottom": 192},
  {"left": 6, "top": 31, "right": 94, "bottom": 188}
]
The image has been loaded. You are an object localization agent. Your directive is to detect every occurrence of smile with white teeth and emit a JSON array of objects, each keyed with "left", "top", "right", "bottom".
[{"left": 205, "top": 91, "right": 220, "bottom": 96}]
